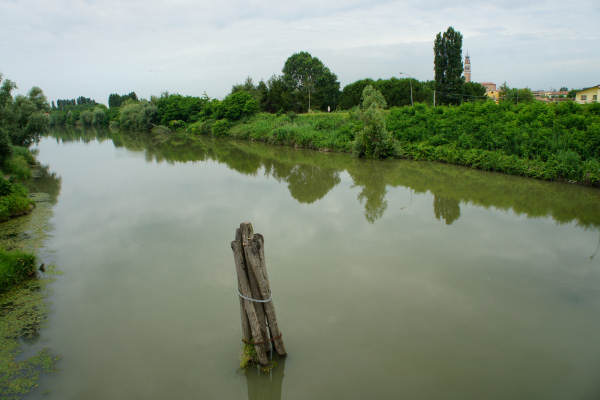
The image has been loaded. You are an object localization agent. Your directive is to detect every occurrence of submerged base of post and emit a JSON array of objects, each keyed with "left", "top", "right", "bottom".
[{"left": 231, "top": 222, "right": 287, "bottom": 367}]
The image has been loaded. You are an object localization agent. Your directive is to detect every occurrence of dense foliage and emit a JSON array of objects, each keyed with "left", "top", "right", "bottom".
[
  {"left": 0, "top": 176, "right": 33, "bottom": 222},
  {"left": 386, "top": 101, "right": 600, "bottom": 183},
  {"left": 108, "top": 92, "right": 138, "bottom": 108},
  {"left": 55, "top": 96, "right": 96, "bottom": 110},
  {"left": 339, "top": 78, "right": 436, "bottom": 109},
  {"left": 216, "top": 91, "right": 259, "bottom": 121},
  {"left": 353, "top": 85, "right": 393, "bottom": 158},
  {"left": 0, "top": 249, "right": 37, "bottom": 293},
  {"left": 499, "top": 82, "right": 535, "bottom": 104},
  {"left": 118, "top": 101, "right": 158, "bottom": 131},
  {"left": 50, "top": 94, "right": 109, "bottom": 128},
  {"left": 155, "top": 93, "right": 208, "bottom": 125},
  {"left": 0, "top": 76, "right": 50, "bottom": 147},
  {"left": 176, "top": 101, "right": 600, "bottom": 185},
  {"left": 434, "top": 26, "right": 465, "bottom": 105},
  {"left": 0, "top": 72, "right": 47, "bottom": 226},
  {"left": 282, "top": 51, "right": 340, "bottom": 112}
]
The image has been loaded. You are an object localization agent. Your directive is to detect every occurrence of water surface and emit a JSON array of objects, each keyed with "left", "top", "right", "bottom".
[{"left": 30, "top": 130, "right": 600, "bottom": 399}]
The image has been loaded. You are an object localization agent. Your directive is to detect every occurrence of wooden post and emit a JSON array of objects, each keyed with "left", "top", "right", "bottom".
[{"left": 231, "top": 222, "right": 287, "bottom": 367}]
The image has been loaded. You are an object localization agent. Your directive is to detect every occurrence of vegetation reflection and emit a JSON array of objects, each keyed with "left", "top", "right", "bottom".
[{"left": 49, "top": 128, "right": 600, "bottom": 228}]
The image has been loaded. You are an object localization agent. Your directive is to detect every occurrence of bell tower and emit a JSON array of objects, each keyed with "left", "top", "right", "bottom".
[{"left": 464, "top": 53, "right": 471, "bottom": 83}]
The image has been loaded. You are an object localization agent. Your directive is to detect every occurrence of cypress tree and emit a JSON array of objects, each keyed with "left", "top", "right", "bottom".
[{"left": 434, "top": 27, "right": 464, "bottom": 105}]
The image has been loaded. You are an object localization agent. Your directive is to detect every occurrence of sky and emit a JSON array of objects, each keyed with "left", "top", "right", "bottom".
[{"left": 1, "top": 0, "right": 599, "bottom": 104}]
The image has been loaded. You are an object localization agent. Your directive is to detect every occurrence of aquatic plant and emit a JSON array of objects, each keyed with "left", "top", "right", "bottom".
[
  {"left": 0, "top": 275, "right": 59, "bottom": 399},
  {"left": 0, "top": 250, "right": 36, "bottom": 293}
]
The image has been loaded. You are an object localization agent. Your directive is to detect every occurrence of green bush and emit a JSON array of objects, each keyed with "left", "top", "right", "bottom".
[
  {"left": 92, "top": 107, "right": 108, "bottom": 126},
  {"left": 119, "top": 101, "right": 157, "bottom": 131},
  {"left": 286, "top": 111, "right": 297, "bottom": 122},
  {"left": 212, "top": 119, "right": 230, "bottom": 137},
  {"left": 168, "top": 120, "right": 186, "bottom": 130},
  {"left": 156, "top": 94, "right": 208, "bottom": 125},
  {"left": 0, "top": 127, "right": 12, "bottom": 165},
  {"left": 80, "top": 110, "right": 93, "bottom": 126},
  {"left": 187, "top": 120, "right": 213, "bottom": 135},
  {"left": 0, "top": 176, "right": 33, "bottom": 221},
  {"left": 353, "top": 85, "right": 394, "bottom": 158},
  {"left": 4, "top": 155, "right": 32, "bottom": 180},
  {"left": 0, "top": 249, "right": 37, "bottom": 292},
  {"left": 11, "top": 146, "right": 36, "bottom": 164},
  {"left": 49, "top": 111, "right": 67, "bottom": 126},
  {"left": 218, "top": 91, "right": 259, "bottom": 121}
]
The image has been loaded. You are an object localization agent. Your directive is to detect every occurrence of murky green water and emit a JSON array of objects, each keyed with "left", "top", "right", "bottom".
[{"left": 27, "top": 129, "right": 600, "bottom": 399}]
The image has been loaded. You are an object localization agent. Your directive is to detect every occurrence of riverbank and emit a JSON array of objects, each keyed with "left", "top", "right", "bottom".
[
  {"left": 182, "top": 102, "right": 600, "bottom": 186},
  {"left": 50, "top": 128, "right": 600, "bottom": 228},
  {"left": 0, "top": 148, "right": 61, "bottom": 399},
  {"left": 0, "top": 147, "right": 40, "bottom": 223},
  {"left": 50, "top": 93, "right": 600, "bottom": 186},
  {"left": 0, "top": 146, "right": 49, "bottom": 291}
]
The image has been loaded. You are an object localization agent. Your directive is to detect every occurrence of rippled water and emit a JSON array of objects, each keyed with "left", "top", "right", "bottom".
[{"left": 28, "top": 130, "right": 600, "bottom": 399}]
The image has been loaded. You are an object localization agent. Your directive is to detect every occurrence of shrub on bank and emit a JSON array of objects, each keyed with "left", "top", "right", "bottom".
[
  {"left": 386, "top": 101, "right": 600, "bottom": 163},
  {"left": 212, "top": 119, "right": 230, "bottom": 137},
  {"left": 126, "top": 100, "right": 600, "bottom": 185},
  {"left": 187, "top": 120, "right": 213, "bottom": 135},
  {"left": 119, "top": 101, "right": 157, "bottom": 131},
  {"left": 0, "top": 128, "right": 12, "bottom": 165},
  {"left": 353, "top": 85, "right": 394, "bottom": 158},
  {"left": 0, "top": 249, "right": 37, "bottom": 292},
  {"left": 0, "top": 177, "right": 33, "bottom": 221}
]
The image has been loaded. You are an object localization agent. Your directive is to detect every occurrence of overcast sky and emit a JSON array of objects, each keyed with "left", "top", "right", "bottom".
[{"left": 1, "top": 0, "right": 598, "bottom": 104}]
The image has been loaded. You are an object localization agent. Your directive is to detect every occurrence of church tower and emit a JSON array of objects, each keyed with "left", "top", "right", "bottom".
[{"left": 464, "top": 53, "right": 471, "bottom": 83}]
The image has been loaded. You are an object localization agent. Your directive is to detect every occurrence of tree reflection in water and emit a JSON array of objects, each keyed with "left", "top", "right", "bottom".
[
  {"left": 48, "top": 128, "right": 600, "bottom": 229},
  {"left": 433, "top": 195, "right": 461, "bottom": 225}
]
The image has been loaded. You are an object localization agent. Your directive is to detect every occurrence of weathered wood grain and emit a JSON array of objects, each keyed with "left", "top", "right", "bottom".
[
  {"left": 233, "top": 222, "right": 287, "bottom": 365},
  {"left": 231, "top": 237, "right": 269, "bottom": 365}
]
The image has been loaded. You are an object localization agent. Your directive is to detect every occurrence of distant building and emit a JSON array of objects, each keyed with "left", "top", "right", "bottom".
[
  {"left": 464, "top": 54, "right": 471, "bottom": 83},
  {"left": 533, "top": 90, "right": 571, "bottom": 103},
  {"left": 480, "top": 82, "right": 499, "bottom": 102},
  {"left": 575, "top": 85, "right": 600, "bottom": 104},
  {"left": 481, "top": 82, "right": 496, "bottom": 92}
]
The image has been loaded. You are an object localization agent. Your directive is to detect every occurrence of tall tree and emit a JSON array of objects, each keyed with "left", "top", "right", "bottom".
[
  {"left": 261, "top": 75, "right": 293, "bottom": 113},
  {"left": 282, "top": 51, "right": 339, "bottom": 112},
  {"left": 434, "top": 27, "right": 464, "bottom": 105}
]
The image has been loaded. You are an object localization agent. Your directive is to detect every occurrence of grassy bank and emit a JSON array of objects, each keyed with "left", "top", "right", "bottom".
[
  {"left": 0, "top": 249, "right": 36, "bottom": 293},
  {"left": 0, "top": 146, "right": 37, "bottom": 222},
  {"left": 0, "top": 150, "right": 60, "bottom": 399},
  {"left": 178, "top": 101, "right": 600, "bottom": 186},
  {"left": 0, "top": 146, "right": 47, "bottom": 293}
]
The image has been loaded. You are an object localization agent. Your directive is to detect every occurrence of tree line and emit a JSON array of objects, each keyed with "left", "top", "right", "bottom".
[
  {"left": 42, "top": 26, "right": 600, "bottom": 185},
  {"left": 50, "top": 26, "right": 539, "bottom": 133},
  {"left": 0, "top": 73, "right": 54, "bottom": 223}
]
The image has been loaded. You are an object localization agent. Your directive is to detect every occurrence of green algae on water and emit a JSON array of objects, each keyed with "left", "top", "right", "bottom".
[
  {"left": 0, "top": 274, "right": 59, "bottom": 399},
  {"left": 0, "top": 168, "right": 61, "bottom": 399}
]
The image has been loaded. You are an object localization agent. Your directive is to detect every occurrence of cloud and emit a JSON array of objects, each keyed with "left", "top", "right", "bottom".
[{"left": 1, "top": 0, "right": 598, "bottom": 103}]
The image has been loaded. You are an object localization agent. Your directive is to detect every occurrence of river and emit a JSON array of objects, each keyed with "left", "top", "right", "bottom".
[{"left": 27, "top": 130, "right": 600, "bottom": 399}]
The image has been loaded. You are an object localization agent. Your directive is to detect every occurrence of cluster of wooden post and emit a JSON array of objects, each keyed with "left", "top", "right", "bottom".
[{"left": 231, "top": 222, "right": 286, "bottom": 366}]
